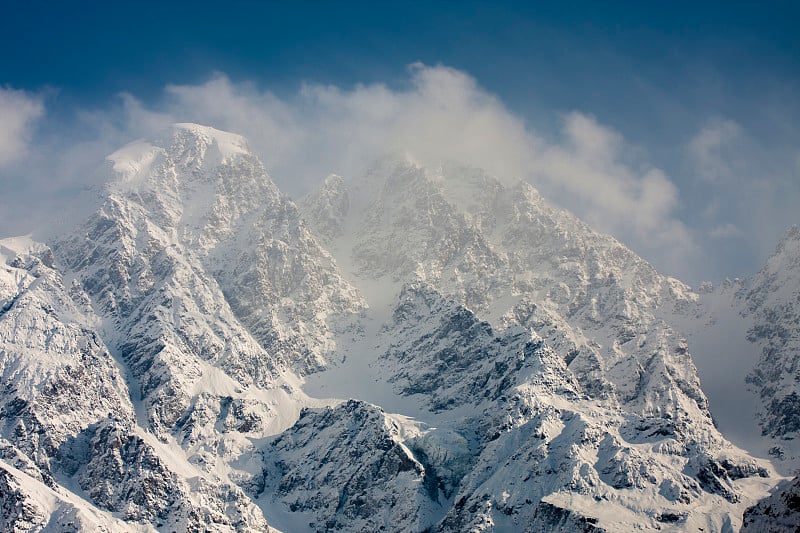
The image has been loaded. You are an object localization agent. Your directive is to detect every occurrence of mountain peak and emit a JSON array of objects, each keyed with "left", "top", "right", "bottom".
[
  {"left": 763, "top": 224, "right": 800, "bottom": 277},
  {"left": 298, "top": 174, "right": 351, "bottom": 244},
  {"left": 777, "top": 224, "right": 800, "bottom": 253},
  {"left": 169, "top": 122, "right": 251, "bottom": 158},
  {"left": 322, "top": 173, "right": 345, "bottom": 189},
  {"left": 106, "top": 123, "right": 254, "bottom": 190}
]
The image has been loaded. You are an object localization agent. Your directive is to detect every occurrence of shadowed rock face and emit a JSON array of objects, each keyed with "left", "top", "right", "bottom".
[
  {"left": 382, "top": 281, "right": 577, "bottom": 412},
  {"left": 65, "top": 421, "right": 188, "bottom": 525}
]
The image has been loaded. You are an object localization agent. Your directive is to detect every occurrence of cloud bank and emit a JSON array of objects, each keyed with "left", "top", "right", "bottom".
[
  {"left": 688, "top": 118, "right": 743, "bottom": 184},
  {"left": 684, "top": 114, "right": 800, "bottom": 276},
  {"left": 2, "top": 64, "right": 796, "bottom": 284},
  {"left": 128, "top": 65, "right": 699, "bottom": 274},
  {"left": 0, "top": 87, "right": 43, "bottom": 167}
]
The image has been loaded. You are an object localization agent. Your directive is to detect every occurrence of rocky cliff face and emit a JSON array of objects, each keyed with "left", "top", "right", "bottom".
[
  {"left": 265, "top": 400, "right": 439, "bottom": 532},
  {"left": 1, "top": 126, "right": 794, "bottom": 531}
]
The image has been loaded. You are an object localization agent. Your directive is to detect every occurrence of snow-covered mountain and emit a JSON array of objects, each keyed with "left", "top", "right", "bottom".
[
  {"left": 1, "top": 124, "right": 795, "bottom": 531},
  {"left": 300, "top": 158, "right": 778, "bottom": 531}
]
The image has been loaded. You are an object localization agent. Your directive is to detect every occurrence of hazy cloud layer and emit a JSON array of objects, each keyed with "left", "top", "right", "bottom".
[
  {"left": 156, "top": 65, "right": 698, "bottom": 274},
  {"left": 1, "top": 65, "right": 797, "bottom": 284},
  {"left": 537, "top": 112, "right": 694, "bottom": 267},
  {"left": 0, "top": 87, "right": 43, "bottom": 167},
  {"left": 684, "top": 115, "right": 800, "bottom": 277},
  {"left": 688, "top": 118, "right": 743, "bottom": 184},
  {"left": 708, "top": 223, "right": 744, "bottom": 240}
]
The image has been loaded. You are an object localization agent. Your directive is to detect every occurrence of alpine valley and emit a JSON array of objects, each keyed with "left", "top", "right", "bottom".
[{"left": 1, "top": 124, "right": 798, "bottom": 532}]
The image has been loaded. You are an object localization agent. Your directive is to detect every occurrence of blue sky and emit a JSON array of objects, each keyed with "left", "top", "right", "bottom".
[{"left": 1, "top": 1, "right": 798, "bottom": 284}]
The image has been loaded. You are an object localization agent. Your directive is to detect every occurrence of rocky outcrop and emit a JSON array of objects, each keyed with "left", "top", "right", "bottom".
[
  {"left": 266, "top": 400, "right": 439, "bottom": 532},
  {"left": 742, "top": 473, "right": 800, "bottom": 532}
]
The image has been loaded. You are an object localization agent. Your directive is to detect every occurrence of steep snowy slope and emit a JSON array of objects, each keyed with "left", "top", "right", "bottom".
[
  {"left": 263, "top": 399, "right": 442, "bottom": 533},
  {"left": 304, "top": 159, "right": 708, "bottom": 408},
  {"left": 61, "top": 124, "right": 363, "bottom": 375},
  {"left": 52, "top": 124, "right": 365, "bottom": 435},
  {"left": 0, "top": 458, "right": 149, "bottom": 533},
  {"left": 43, "top": 124, "right": 377, "bottom": 530},
  {"left": 683, "top": 228, "right": 800, "bottom": 530},
  {"left": 301, "top": 159, "right": 709, "bottom": 419},
  {"left": 735, "top": 229, "right": 800, "bottom": 530}
]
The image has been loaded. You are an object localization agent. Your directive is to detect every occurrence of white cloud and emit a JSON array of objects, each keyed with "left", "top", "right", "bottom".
[
  {"left": 152, "top": 66, "right": 539, "bottom": 192},
  {"left": 139, "top": 66, "right": 694, "bottom": 271},
  {"left": 0, "top": 65, "right": 697, "bottom": 278},
  {"left": 688, "top": 118, "right": 742, "bottom": 182},
  {"left": 709, "top": 223, "right": 743, "bottom": 239},
  {"left": 0, "top": 87, "right": 44, "bottom": 167},
  {"left": 684, "top": 116, "right": 799, "bottom": 279},
  {"left": 537, "top": 112, "right": 691, "bottom": 252}
]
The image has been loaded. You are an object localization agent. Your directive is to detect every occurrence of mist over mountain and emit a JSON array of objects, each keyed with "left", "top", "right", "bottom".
[
  {"left": 1, "top": 124, "right": 798, "bottom": 531},
  {"left": 3, "top": 62, "right": 798, "bottom": 288}
]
